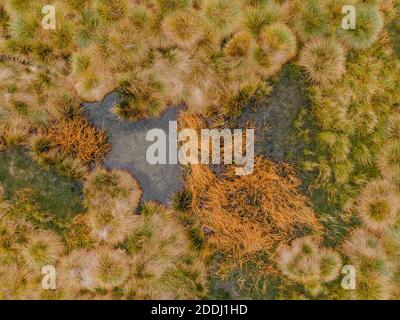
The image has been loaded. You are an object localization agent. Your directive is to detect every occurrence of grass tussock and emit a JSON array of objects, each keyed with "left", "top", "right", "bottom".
[
  {"left": 1, "top": 0, "right": 400, "bottom": 301},
  {"left": 356, "top": 179, "right": 400, "bottom": 232},
  {"left": 83, "top": 168, "right": 142, "bottom": 245},
  {"left": 19, "top": 229, "right": 64, "bottom": 269},
  {"left": 295, "top": 35, "right": 400, "bottom": 208},
  {"left": 123, "top": 201, "right": 207, "bottom": 299},
  {"left": 0, "top": 0, "right": 311, "bottom": 120},
  {"left": 377, "top": 140, "right": 400, "bottom": 179},
  {"left": 342, "top": 228, "right": 395, "bottom": 300},
  {"left": 338, "top": 4, "right": 384, "bottom": 49},
  {"left": 299, "top": 38, "right": 346, "bottom": 86},
  {"left": 277, "top": 236, "right": 342, "bottom": 296},
  {"left": 0, "top": 179, "right": 206, "bottom": 299}
]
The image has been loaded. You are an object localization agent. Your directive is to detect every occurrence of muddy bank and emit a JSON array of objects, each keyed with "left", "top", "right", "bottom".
[
  {"left": 236, "top": 64, "right": 306, "bottom": 163},
  {"left": 83, "top": 92, "right": 183, "bottom": 204}
]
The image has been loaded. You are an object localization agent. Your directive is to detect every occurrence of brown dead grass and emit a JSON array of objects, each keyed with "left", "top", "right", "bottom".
[
  {"left": 187, "top": 157, "right": 322, "bottom": 263},
  {"left": 47, "top": 117, "right": 110, "bottom": 165}
]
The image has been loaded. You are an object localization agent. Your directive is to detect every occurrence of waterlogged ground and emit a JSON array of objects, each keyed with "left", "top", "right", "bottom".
[
  {"left": 236, "top": 64, "right": 306, "bottom": 163},
  {"left": 0, "top": 148, "right": 84, "bottom": 217},
  {"left": 83, "top": 65, "right": 304, "bottom": 205},
  {"left": 83, "top": 92, "right": 183, "bottom": 204},
  {"left": 209, "top": 65, "right": 307, "bottom": 299}
]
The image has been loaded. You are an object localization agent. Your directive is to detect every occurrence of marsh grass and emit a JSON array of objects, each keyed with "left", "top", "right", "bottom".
[
  {"left": 277, "top": 236, "right": 342, "bottom": 297},
  {"left": 294, "top": 35, "right": 400, "bottom": 213},
  {"left": 356, "top": 179, "right": 400, "bottom": 232},
  {"left": 0, "top": 148, "right": 83, "bottom": 220},
  {"left": 1, "top": 0, "right": 399, "bottom": 300},
  {"left": 122, "top": 201, "right": 207, "bottom": 299},
  {"left": 83, "top": 168, "right": 142, "bottom": 245},
  {"left": 299, "top": 38, "right": 346, "bottom": 85},
  {"left": 388, "top": 16, "right": 400, "bottom": 57},
  {"left": 338, "top": 4, "right": 384, "bottom": 49}
]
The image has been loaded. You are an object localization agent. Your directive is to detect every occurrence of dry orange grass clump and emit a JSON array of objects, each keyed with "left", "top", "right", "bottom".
[
  {"left": 187, "top": 157, "right": 321, "bottom": 261},
  {"left": 47, "top": 117, "right": 110, "bottom": 164}
]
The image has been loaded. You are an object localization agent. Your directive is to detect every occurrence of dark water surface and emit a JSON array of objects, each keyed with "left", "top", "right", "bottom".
[{"left": 83, "top": 92, "right": 183, "bottom": 204}]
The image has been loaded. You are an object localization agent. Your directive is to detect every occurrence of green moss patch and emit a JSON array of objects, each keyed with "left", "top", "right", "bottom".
[{"left": 0, "top": 148, "right": 84, "bottom": 228}]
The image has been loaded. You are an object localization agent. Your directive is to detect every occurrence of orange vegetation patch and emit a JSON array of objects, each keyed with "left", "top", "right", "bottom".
[
  {"left": 187, "top": 157, "right": 322, "bottom": 261},
  {"left": 47, "top": 117, "right": 110, "bottom": 165}
]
